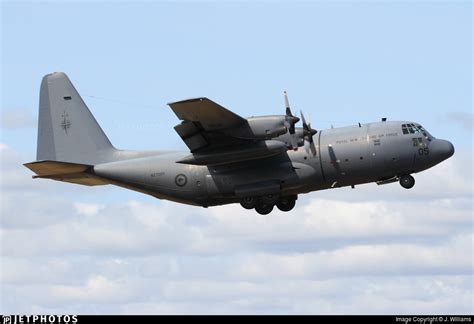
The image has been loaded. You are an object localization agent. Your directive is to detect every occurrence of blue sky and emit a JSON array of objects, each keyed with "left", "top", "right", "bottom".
[
  {"left": 1, "top": 1, "right": 472, "bottom": 314},
  {"left": 2, "top": 1, "right": 471, "bottom": 152}
]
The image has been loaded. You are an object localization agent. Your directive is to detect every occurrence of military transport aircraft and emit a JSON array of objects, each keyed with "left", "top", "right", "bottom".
[{"left": 24, "top": 72, "right": 455, "bottom": 214}]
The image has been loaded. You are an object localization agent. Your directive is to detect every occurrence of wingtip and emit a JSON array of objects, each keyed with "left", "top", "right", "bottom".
[{"left": 167, "top": 97, "right": 209, "bottom": 106}]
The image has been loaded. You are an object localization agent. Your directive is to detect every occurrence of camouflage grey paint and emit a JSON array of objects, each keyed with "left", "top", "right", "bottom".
[{"left": 26, "top": 73, "right": 455, "bottom": 210}]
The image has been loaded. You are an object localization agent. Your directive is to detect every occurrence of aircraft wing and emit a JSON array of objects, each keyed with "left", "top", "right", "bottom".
[
  {"left": 168, "top": 97, "right": 249, "bottom": 152},
  {"left": 168, "top": 97, "right": 246, "bottom": 131},
  {"left": 168, "top": 97, "right": 287, "bottom": 165}
]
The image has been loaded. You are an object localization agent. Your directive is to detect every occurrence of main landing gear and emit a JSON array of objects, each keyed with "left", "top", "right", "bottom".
[
  {"left": 399, "top": 174, "right": 415, "bottom": 189},
  {"left": 240, "top": 195, "right": 297, "bottom": 214},
  {"left": 255, "top": 203, "right": 274, "bottom": 215},
  {"left": 276, "top": 197, "right": 296, "bottom": 212}
]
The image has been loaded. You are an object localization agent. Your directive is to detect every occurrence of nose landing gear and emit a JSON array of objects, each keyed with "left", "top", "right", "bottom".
[{"left": 399, "top": 174, "right": 415, "bottom": 189}]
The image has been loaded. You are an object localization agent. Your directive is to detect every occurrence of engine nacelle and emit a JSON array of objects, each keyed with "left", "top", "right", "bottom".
[{"left": 227, "top": 116, "right": 288, "bottom": 140}]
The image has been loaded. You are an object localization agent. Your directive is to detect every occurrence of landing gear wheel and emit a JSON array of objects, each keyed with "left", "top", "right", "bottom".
[
  {"left": 399, "top": 174, "right": 415, "bottom": 189},
  {"left": 255, "top": 203, "right": 274, "bottom": 215},
  {"left": 276, "top": 197, "right": 296, "bottom": 212},
  {"left": 240, "top": 197, "right": 257, "bottom": 209},
  {"left": 261, "top": 194, "right": 279, "bottom": 205}
]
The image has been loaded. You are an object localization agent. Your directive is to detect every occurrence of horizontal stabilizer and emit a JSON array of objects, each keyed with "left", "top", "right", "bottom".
[{"left": 23, "top": 160, "right": 109, "bottom": 186}]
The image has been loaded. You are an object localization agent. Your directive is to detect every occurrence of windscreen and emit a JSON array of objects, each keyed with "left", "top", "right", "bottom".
[{"left": 401, "top": 123, "right": 434, "bottom": 141}]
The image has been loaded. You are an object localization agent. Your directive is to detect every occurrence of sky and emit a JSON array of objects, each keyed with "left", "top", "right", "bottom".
[{"left": 1, "top": 0, "right": 473, "bottom": 314}]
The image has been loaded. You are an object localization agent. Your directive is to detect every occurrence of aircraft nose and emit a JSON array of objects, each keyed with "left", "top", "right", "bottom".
[{"left": 430, "top": 139, "right": 455, "bottom": 161}]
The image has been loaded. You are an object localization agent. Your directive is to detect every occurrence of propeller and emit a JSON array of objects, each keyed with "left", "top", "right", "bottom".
[
  {"left": 283, "top": 91, "right": 300, "bottom": 149},
  {"left": 283, "top": 91, "right": 300, "bottom": 134},
  {"left": 300, "top": 110, "right": 317, "bottom": 156}
]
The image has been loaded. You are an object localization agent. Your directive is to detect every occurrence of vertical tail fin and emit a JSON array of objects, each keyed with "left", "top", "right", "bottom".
[{"left": 37, "top": 72, "right": 115, "bottom": 165}]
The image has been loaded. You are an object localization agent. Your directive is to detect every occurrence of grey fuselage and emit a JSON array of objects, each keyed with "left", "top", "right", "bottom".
[{"left": 93, "top": 120, "right": 454, "bottom": 207}]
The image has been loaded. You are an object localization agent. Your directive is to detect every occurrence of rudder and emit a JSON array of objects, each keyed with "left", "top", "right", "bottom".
[{"left": 37, "top": 72, "right": 115, "bottom": 165}]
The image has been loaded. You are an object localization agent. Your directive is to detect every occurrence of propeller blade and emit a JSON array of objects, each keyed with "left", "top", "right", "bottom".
[
  {"left": 300, "top": 110, "right": 317, "bottom": 156},
  {"left": 300, "top": 110, "right": 307, "bottom": 128},
  {"left": 284, "top": 91, "right": 299, "bottom": 135},
  {"left": 290, "top": 130, "right": 298, "bottom": 149},
  {"left": 289, "top": 123, "right": 295, "bottom": 135},
  {"left": 284, "top": 118, "right": 296, "bottom": 135},
  {"left": 284, "top": 91, "right": 290, "bottom": 109},
  {"left": 304, "top": 139, "right": 309, "bottom": 155},
  {"left": 303, "top": 140, "right": 316, "bottom": 155},
  {"left": 309, "top": 141, "right": 317, "bottom": 156},
  {"left": 307, "top": 122, "right": 317, "bottom": 139}
]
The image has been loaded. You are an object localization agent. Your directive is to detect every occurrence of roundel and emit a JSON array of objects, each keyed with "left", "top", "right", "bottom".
[{"left": 175, "top": 174, "right": 188, "bottom": 187}]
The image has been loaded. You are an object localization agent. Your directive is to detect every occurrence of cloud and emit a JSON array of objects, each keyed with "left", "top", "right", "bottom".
[
  {"left": 74, "top": 203, "right": 105, "bottom": 216},
  {"left": 50, "top": 275, "right": 135, "bottom": 304},
  {"left": 0, "top": 108, "right": 36, "bottom": 129},
  {"left": 0, "top": 143, "right": 473, "bottom": 314},
  {"left": 231, "top": 233, "right": 472, "bottom": 280}
]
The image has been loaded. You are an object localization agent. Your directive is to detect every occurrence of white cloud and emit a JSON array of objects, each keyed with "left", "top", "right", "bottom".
[
  {"left": 50, "top": 275, "right": 134, "bottom": 304},
  {"left": 74, "top": 203, "right": 105, "bottom": 216},
  {"left": 0, "top": 144, "right": 472, "bottom": 314},
  {"left": 231, "top": 233, "right": 472, "bottom": 280}
]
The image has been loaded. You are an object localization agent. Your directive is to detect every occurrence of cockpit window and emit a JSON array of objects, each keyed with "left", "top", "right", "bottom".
[
  {"left": 402, "top": 123, "right": 428, "bottom": 136},
  {"left": 414, "top": 124, "right": 433, "bottom": 141},
  {"left": 415, "top": 125, "right": 428, "bottom": 136},
  {"left": 401, "top": 124, "right": 409, "bottom": 134}
]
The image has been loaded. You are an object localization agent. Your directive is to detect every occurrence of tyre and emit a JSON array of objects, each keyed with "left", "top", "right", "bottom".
[
  {"left": 240, "top": 196, "right": 257, "bottom": 209},
  {"left": 276, "top": 197, "right": 296, "bottom": 212},
  {"left": 255, "top": 203, "right": 274, "bottom": 215},
  {"left": 399, "top": 174, "right": 415, "bottom": 189}
]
